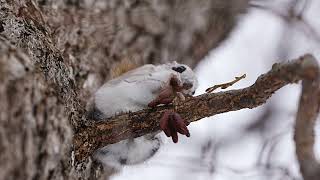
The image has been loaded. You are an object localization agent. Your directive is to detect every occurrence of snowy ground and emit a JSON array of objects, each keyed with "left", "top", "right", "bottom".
[{"left": 113, "top": 2, "right": 320, "bottom": 180}]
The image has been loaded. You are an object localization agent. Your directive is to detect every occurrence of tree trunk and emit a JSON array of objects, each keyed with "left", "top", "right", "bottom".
[{"left": 0, "top": 0, "right": 248, "bottom": 179}]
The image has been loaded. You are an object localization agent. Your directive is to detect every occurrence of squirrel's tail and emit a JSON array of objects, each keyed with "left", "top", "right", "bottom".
[{"left": 110, "top": 57, "right": 139, "bottom": 78}]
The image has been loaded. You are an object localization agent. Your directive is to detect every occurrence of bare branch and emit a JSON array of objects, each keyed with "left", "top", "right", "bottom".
[
  {"left": 294, "top": 55, "right": 320, "bottom": 180},
  {"left": 74, "top": 53, "right": 320, "bottom": 180}
]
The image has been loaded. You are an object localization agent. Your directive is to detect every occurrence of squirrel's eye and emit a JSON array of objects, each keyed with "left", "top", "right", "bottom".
[{"left": 172, "top": 66, "right": 186, "bottom": 73}]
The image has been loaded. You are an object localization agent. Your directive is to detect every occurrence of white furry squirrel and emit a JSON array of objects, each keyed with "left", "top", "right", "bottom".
[{"left": 87, "top": 60, "right": 198, "bottom": 168}]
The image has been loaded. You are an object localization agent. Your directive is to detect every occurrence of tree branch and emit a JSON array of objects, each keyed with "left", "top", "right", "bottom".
[
  {"left": 294, "top": 56, "right": 320, "bottom": 180},
  {"left": 74, "top": 54, "right": 320, "bottom": 180}
]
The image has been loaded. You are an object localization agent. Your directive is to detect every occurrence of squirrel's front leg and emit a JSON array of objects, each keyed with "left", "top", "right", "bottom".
[
  {"left": 148, "top": 74, "right": 192, "bottom": 143},
  {"left": 148, "top": 75, "right": 191, "bottom": 107}
]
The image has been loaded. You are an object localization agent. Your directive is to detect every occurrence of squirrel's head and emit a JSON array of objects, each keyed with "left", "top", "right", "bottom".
[{"left": 166, "top": 61, "right": 198, "bottom": 95}]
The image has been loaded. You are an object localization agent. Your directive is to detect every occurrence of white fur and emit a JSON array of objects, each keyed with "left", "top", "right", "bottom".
[{"left": 92, "top": 62, "right": 198, "bottom": 168}]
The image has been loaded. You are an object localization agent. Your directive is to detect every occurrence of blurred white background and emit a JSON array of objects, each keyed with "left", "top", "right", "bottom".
[{"left": 113, "top": 1, "right": 320, "bottom": 179}]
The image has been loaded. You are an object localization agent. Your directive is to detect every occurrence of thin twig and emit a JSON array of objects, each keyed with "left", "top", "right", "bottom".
[{"left": 205, "top": 74, "right": 246, "bottom": 93}]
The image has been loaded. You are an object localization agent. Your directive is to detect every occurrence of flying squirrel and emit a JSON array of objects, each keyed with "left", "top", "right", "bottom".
[{"left": 87, "top": 59, "right": 198, "bottom": 168}]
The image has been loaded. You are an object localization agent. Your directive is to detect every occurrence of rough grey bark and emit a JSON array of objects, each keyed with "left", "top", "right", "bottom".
[{"left": 0, "top": 0, "right": 248, "bottom": 179}]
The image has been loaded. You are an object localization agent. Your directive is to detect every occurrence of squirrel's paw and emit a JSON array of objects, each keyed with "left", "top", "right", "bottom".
[{"left": 159, "top": 110, "right": 190, "bottom": 143}]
